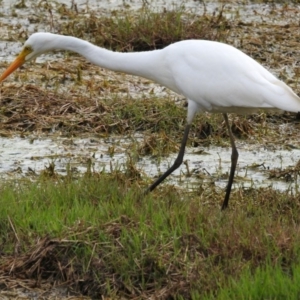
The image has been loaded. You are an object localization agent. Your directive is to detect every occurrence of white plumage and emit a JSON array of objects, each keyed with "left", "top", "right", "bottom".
[{"left": 1, "top": 32, "right": 299, "bottom": 209}]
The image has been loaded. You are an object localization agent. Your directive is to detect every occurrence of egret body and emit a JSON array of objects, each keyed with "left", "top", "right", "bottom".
[{"left": 1, "top": 32, "right": 299, "bottom": 209}]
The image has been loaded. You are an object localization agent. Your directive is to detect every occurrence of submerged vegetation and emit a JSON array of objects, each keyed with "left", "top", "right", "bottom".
[{"left": 0, "top": 0, "right": 300, "bottom": 298}]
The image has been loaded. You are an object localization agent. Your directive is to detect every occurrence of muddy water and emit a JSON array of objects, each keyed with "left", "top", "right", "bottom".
[
  {"left": 1, "top": 133, "right": 299, "bottom": 193},
  {"left": 0, "top": 0, "right": 299, "bottom": 193}
]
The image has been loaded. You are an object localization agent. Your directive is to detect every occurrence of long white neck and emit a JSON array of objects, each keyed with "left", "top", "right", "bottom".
[{"left": 49, "top": 34, "right": 164, "bottom": 83}]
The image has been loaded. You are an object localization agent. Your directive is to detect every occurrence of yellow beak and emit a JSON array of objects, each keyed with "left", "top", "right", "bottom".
[{"left": 0, "top": 48, "right": 30, "bottom": 82}]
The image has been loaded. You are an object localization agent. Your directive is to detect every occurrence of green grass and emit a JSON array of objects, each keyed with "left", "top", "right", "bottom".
[
  {"left": 1, "top": 173, "right": 300, "bottom": 298},
  {"left": 207, "top": 263, "right": 300, "bottom": 299}
]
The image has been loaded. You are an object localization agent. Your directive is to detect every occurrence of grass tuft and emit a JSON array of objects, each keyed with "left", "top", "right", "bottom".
[
  {"left": 1, "top": 174, "right": 300, "bottom": 298},
  {"left": 57, "top": 5, "right": 231, "bottom": 51}
]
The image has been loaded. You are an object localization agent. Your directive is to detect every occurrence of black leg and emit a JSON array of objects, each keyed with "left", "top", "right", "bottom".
[
  {"left": 145, "top": 124, "right": 191, "bottom": 194},
  {"left": 221, "top": 113, "right": 239, "bottom": 210}
]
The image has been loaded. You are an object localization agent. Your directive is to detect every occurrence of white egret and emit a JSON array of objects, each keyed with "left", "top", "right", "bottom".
[{"left": 1, "top": 32, "right": 299, "bottom": 209}]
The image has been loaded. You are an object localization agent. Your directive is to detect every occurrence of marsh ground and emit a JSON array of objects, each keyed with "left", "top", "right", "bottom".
[{"left": 0, "top": 0, "right": 300, "bottom": 299}]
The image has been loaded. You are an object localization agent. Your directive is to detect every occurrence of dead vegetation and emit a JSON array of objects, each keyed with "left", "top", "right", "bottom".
[{"left": 0, "top": 83, "right": 185, "bottom": 137}]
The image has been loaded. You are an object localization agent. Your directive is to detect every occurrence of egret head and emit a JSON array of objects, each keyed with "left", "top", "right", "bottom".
[{"left": 0, "top": 32, "right": 55, "bottom": 82}]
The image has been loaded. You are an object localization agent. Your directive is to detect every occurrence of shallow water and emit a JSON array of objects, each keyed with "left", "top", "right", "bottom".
[{"left": 1, "top": 134, "right": 299, "bottom": 192}]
